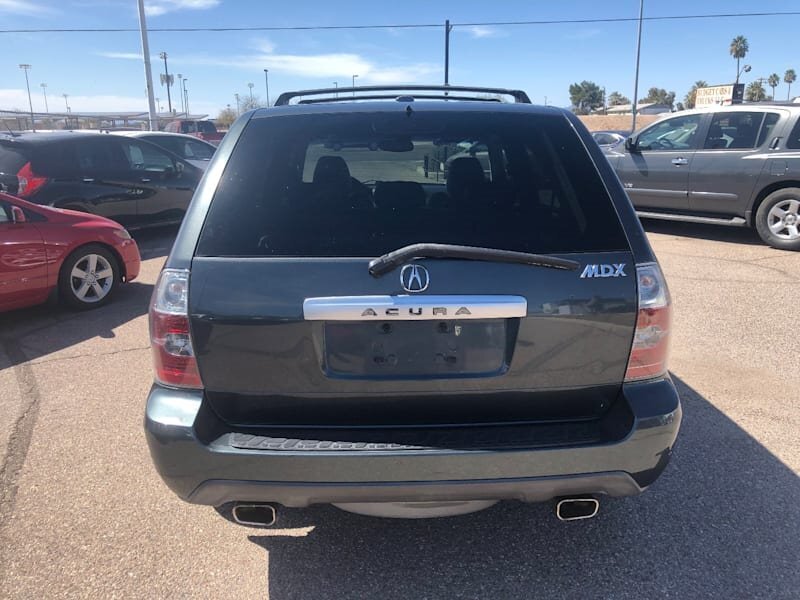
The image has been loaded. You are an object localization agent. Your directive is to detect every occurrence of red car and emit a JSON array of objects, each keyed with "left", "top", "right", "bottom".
[{"left": 0, "top": 192, "right": 140, "bottom": 312}]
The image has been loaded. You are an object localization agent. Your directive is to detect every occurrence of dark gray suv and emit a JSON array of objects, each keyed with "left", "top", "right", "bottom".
[
  {"left": 607, "top": 104, "right": 800, "bottom": 250},
  {"left": 144, "top": 85, "right": 681, "bottom": 525}
]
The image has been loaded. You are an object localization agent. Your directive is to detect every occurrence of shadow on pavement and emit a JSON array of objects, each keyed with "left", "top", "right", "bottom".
[
  {"left": 248, "top": 376, "right": 799, "bottom": 599},
  {"left": 641, "top": 218, "right": 763, "bottom": 246},
  {"left": 132, "top": 224, "right": 180, "bottom": 260},
  {"left": 0, "top": 280, "right": 153, "bottom": 365}
]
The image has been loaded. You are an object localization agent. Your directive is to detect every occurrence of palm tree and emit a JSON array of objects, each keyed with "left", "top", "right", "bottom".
[
  {"left": 729, "top": 35, "right": 749, "bottom": 83},
  {"left": 684, "top": 80, "right": 708, "bottom": 109},
  {"left": 746, "top": 81, "right": 767, "bottom": 102},
  {"left": 785, "top": 69, "right": 797, "bottom": 100},
  {"left": 768, "top": 73, "right": 780, "bottom": 100}
]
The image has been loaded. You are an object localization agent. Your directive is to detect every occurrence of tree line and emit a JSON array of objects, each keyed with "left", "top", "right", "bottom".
[{"left": 569, "top": 35, "right": 796, "bottom": 114}]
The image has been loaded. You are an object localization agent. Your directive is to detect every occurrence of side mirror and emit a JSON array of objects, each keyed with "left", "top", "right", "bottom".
[
  {"left": 624, "top": 136, "right": 639, "bottom": 153},
  {"left": 11, "top": 206, "right": 26, "bottom": 224}
]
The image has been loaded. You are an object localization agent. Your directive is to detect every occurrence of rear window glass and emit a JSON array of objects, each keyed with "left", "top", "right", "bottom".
[
  {"left": 0, "top": 142, "right": 29, "bottom": 174},
  {"left": 786, "top": 117, "right": 800, "bottom": 149},
  {"left": 196, "top": 112, "right": 628, "bottom": 257}
]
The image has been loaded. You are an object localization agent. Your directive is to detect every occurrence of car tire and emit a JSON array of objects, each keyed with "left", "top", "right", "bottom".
[
  {"left": 58, "top": 244, "right": 119, "bottom": 310},
  {"left": 755, "top": 188, "right": 800, "bottom": 251}
]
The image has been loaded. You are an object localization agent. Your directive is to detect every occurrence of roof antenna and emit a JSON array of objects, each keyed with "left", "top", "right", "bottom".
[{"left": 3, "top": 122, "right": 20, "bottom": 138}]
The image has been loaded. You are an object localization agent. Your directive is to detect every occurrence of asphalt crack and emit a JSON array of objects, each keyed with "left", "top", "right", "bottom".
[
  {"left": 28, "top": 344, "right": 150, "bottom": 366},
  {"left": 0, "top": 338, "right": 40, "bottom": 582}
]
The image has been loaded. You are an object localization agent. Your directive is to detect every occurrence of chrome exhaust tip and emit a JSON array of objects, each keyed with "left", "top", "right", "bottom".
[
  {"left": 555, "top": 497, "right": 599, "bottom": 521},
  {"left": 231, "top": 503, "right": 277, "bottom": 527}
]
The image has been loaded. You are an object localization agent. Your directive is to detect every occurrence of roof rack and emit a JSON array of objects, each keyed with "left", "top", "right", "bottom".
[{"left": 274, "top": 85, "right": 531, "bottom": 106}]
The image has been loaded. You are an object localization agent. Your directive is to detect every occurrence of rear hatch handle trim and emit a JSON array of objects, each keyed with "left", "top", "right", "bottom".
[
  {"left": 303, "top": 295, "right": 528, "bottom": 321},
  {"left": 368, "top": 243, "right": 580, "bottom": 278}
]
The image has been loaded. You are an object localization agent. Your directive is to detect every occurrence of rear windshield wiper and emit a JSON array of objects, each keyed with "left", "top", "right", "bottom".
[{"left": 368, "top": 243, "right": 580, "bottom": 278}]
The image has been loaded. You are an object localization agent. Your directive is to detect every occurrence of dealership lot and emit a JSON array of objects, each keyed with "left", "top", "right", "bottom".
[{"left": 0, "top": 223, "right": 798, "bottom": 599}]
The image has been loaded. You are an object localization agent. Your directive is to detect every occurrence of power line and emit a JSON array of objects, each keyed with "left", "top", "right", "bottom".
[{"left": 1, "top": 11, "right": 799, "bottom": 34}]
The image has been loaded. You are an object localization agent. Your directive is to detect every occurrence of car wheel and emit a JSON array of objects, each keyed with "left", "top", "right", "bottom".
[
  {"left": 755, "top": 188, "right": 800, "bottom": 250},
  {"left": 58, "top": 244, "right": 119, "bottom": 310}
]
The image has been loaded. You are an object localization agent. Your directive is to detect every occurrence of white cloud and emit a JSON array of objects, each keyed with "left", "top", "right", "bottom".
[
  {"left": 563, "top": 29, "right": 603, "bottom": 40},
  {"left": 0, "top": 0, "right": 51, "bottom": 15},
  {"left": 145, "top": 0, "right": 219, "bottom": 16},
  {"left": 96, "top": 41, "right": 441, "bottom": 83},
  {"left": 98, "top": 52, "right": 143, "bottom": 60},
  {"left": 460, "top": 25, "right": 505, "bottom": 39}
]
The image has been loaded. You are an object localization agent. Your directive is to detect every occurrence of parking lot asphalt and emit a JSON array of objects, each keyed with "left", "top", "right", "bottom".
[{"left": 0, "top": 221, "right": 798, "bottom": 599}]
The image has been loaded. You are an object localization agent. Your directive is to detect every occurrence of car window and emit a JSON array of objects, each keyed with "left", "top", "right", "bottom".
[
  {"left": 118, "top": 140, "right": 175, "bottom": 172},
  {"left": 593, "top": 133, "right": 616, "bottom": 145},
  {"left": 637, "top": 115, "right": 702, "bottom": 151},
  {"left": 756, "top": 113, "right": 781, "bottom": 147},
  {"left": 197, "top": 122, "right": 217, "bottom": 133},
  {"left": 703, "top": 112, "right": 765, "bottom": 150},
  {"left": 0, "top": 200, "right": 11, "bottom": 223},
  {"left": 185, "top": 140, "right": 214, "bottom": 160},
  {"left": 76, "top": 138, "right": 129, "bottom": 175},
  {"left": 196, "top": 112, "right": 629, "bottom": 257},
  {"left": 785, "top": 117, "right": 800, "bottom": 149}
]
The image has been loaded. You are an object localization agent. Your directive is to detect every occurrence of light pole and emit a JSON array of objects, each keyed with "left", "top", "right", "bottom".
[
  {"left": 264, "top": 69, "right": 270, "bottom": 106},
  {"left": 137, "top": 0, "right": 158, "bottom": 131},
  {"left": 62, "top": 93, "right": 70, "bottom": 128},
  {"left": 156, "top": 97, "right": 161, "bottom": 112},
  {"left": 248, "top": 82, "right": 254, "bottom": 103},
  {"left": 40, "top": 82, "right": 49, "bottom": 113},
  {"left": 631, "top": 0, "right": 644, "bottom": 132},
  {"left": 352, "top": 74, "right": 358, "bottom": 97},
  {"left": 333, "top": 81, "right": 338, "bottom": 98},
  {"left": 177, "top": 74, "right": 184, "bottom": 113},
  {"left": 234, "top": 93, "right": 240, "bottom": 115},
  {"left": 183, "top": 80, "right": 189, "bottom": 115},
  {"left": 736, "top": 64, "right": 751, "bottom": 85},
  {"left": 159, "top": 51, "right": 172, "bottom": 113},
  {"left": 19, "top": 64, "right": 35, "bottom": 131}
]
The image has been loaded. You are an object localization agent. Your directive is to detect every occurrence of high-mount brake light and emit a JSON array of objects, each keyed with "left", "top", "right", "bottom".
[
  {"left": 625, "top": 263, "right": 672, "bottom": 382},
  {"left": 16, "top": 162, "right": 49, "bottom": 198},
  {"left": 149, "top": 269, "right": 203, "bottom": 389}
]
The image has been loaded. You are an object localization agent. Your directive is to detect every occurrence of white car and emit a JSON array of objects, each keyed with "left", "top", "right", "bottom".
[{"left": 113, "top": 131, "right": 216, "bottom": 170}]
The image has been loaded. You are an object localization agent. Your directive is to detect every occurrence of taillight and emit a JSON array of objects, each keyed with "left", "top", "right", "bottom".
[
  {"left": 625, "top": 263, "right": 671, "bottom": 382},
  {"left": 149, "top": 269, "right": 203, "bottom": 389},
  {"left": 16, "top": 162, "right": 49, "bottom": 198}
]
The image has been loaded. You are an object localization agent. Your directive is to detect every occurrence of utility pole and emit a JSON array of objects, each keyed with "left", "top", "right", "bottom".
[
  {"left": 183, "top": 79, "right": 189, "bottom": 115},
  {"left": 234, "top": 93, "right": 240, "bottom": 115},
  {"left": 177, "top": 74, "right": 184, "bottom": 113},
  {"left": 19, "top": 64, "right": 35, "bottom": 132},
  {"left": 159, "top": 51, "right": 172, "bottom": 113},
  {"left": 631, "top": 0, "right": 644, "bottom": 132},
  {"left": 264, "top": 69, "right": 270, "bottom": 106},
  {"left": 352, "top": 74, "right": 358, "bottom": 97},
  {"left": 40, "top": 82, "right": 49, "bottom": 113},
  {"left": 333, "top": 81, "right": 338, "bottom": 98},
  {"left": 248, "top": 82, "right": 254, "bottom": 102},
  {"left": 444, "top": 19, "right": 453, "bottom": 88},
  {"left": 137, "top": 0, "right": 158, "bottom": 131}
]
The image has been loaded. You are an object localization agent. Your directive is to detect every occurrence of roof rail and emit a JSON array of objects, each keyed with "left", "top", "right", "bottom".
[{"left": 274, "top": 85, "right": 531, "bottom": 106}]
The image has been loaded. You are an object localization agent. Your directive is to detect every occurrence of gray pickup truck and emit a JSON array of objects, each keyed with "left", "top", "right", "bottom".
[
  {"left": 606, "top": 103, "right": 800, "bottom": 250},
  {"left": 144, "top": 85, "right": 680, "bottom": 526}
]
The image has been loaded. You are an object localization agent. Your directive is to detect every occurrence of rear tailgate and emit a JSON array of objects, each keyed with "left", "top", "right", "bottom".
[
  {"left": 190, "top": 254, "right": 635, "bottom": 426},
  {"left": 189, "top": 108, "right": 637, "bottom": 426},
  {"left": 0, "top": 139, "right": 29, "bottom": 194}
]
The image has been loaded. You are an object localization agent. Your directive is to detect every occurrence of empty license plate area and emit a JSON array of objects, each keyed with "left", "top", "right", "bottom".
[{"left": 323, "top": 319, "right": 509, "bottom": 378}]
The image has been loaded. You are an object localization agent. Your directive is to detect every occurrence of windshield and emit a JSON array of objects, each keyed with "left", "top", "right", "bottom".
[{"left": 196, "top": 112, "right": 628, "bottom": 257}]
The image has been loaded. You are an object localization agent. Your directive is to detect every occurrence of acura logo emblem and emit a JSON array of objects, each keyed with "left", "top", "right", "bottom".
[{"left": 400, "top": 264, "right": 430, "bottom": 293}]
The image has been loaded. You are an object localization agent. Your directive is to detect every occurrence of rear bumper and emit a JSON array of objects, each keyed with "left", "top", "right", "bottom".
[
  {"left": 144, "top": 378, "right": 681, "bottom": 507},
  {"left": 116, "top": 238, "right": 140, "bottom": 282}
]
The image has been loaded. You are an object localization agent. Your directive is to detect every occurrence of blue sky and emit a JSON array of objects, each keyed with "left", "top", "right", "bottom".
[{"left": 1, "top": 0, "right": 799, "bottom": 116}]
